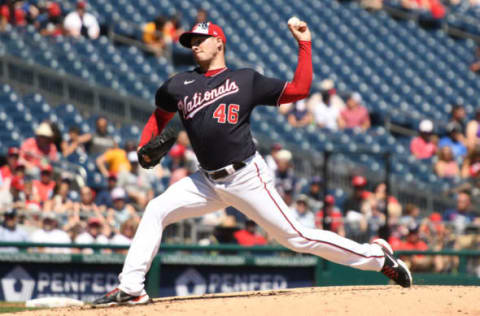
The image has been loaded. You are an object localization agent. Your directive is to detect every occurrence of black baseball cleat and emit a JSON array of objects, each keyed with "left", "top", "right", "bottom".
[
  {"left": 92, "top": 288, "right": 151, "bottom": 307},
  {"left": 373, "top": 239, "right": 413, "bottom": 288}
]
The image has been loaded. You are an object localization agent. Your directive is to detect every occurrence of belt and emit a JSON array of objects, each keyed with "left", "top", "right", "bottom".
[{"left": 204, "top": 162, "right": 247, "bottom": 180}]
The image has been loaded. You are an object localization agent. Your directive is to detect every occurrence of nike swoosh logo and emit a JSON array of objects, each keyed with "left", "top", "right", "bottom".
[
  {"left": 389, "top": 255, "right": 399, "bottom": 268},
  {"left": 184, "top": 80, "right": 195, "bottom": 85}
]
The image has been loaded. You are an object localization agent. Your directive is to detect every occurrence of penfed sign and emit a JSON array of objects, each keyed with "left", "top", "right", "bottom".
[{"left": 0, "top": 264, "right": 120, "bottom": 302}]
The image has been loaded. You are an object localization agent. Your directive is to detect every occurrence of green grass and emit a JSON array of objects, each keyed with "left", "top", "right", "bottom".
[{"left": 0, "top": 302, "right": 42, "bottom": 314}]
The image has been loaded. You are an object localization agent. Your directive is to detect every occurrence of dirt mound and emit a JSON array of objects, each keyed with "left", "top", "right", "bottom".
[{"left": 14, "top": 286, "right": 480, "bottom": 316}]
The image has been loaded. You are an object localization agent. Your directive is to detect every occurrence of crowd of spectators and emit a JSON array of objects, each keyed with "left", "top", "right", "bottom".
[
  {"left": 407, "top": 105, "right": 480, "bottom": 195},
  {"left": 280, "top": 79, "right": 371, "bottom": 132},
  {"left": 0, "top": 0, "right": 100, "bottom": 39}
]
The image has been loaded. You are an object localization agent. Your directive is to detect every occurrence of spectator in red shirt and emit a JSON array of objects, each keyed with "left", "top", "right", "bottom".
[
  {"left": 315, "top": 195, "right": 345, "bottom": 236},
  {"left": 20, "top": 122, "right": 58, "bottom": 173},
  {"left": 410, "top": 119, "right": 437, "bottom": 159},
  {"left": 396, "top": 224, "right": 433, "bottom": 272},
  {"left": 0, "top": 1, "right": 27, "bottom": 27},
  {"left": 233, "top": 220, "right": 267, "bottom": 246},
  {"left": 338, "top": 93, "right": 370, "bottom": 131},
  {"left": 33, "top": 165, "right": 56, "bottom": 204},
  {"left": 0, "top": 147, "right": 20, "bottom": 186}
]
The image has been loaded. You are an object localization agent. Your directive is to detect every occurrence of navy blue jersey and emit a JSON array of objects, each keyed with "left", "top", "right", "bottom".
[{"left": 155, "top": 68, "right": 286, "bottom": 170}]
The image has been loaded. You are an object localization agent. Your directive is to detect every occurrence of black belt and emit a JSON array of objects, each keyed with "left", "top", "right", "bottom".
[{"left": 204, "top": 162, "right": 247, "bottom": 180}]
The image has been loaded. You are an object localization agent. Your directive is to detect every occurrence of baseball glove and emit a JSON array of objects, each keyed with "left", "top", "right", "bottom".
[{"left": 137, "top": 127, "right": 178, "bottom": 169}]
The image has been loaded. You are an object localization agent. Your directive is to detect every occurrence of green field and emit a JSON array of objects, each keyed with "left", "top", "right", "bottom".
[{"left": 0, "top": 302, "right": 41, "bottom": 314}]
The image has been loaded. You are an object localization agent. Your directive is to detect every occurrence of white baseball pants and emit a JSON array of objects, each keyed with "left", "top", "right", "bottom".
[{"left": 118, "top": 153, "right": 385, "bottom": 296}]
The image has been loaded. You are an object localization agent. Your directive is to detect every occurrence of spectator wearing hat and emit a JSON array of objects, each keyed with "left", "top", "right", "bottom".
[
  {"left": 0, "top": 209, "right": 29, "bottom": 252},
  {"left": 107, "top": 187, "right": 138, "bottom": 232},
  {"left": 434, "top": 146, "right": 460, "bottom": 178},
  {"left": 410, "top": 119, "right": 437, "bottom": 159},
  {"left": 338, "top": 92, "right": 370, "bottom": 131},
  {"left": 20, "top": 122, "right": 58, "bottom": 172},
  {"left": 466, "top": 109, "right": 480, "bottom": 152},
  {"left": 265, "top": 143, "right": 283, "bottom": 176},
  {"left": 0, "top": 147, "right": 20, "bottom": 187},
  {"left": 395, "top": 223, "right": 432, "bottom": 272},
  {"left": 96, "top": 142, "right": 131, "bottom": 178},
  {"left": 110, "top": 218, "right": 138, "bottom": 253},
  {"left": 342, "top": 176, "right": 370, "bottom": 242},
  {"left": 118, "top": 151, "right": 154, "bottom": 209},
  {"left": 39, "top": 2, "right": 63, "bottom": 37},
  {"left": 305, "top": 176, "right": 323, "bottom": 211},
  {"left": 274, "top": 149, "right": 297, "bottom": 198},
  {"left": 233, "top": 219, "right": 267, "bottom": 246},
  {"left": 74, "top": 217, "right": 109, "bottom": 254},
  {"left": 343, "top": 176, "right": 370, "bottom": 215},
  {"left": 30, "top": 213, "right": 71, "bottom": 254},
  {"left": 289, "top": 194, "right": 315, "bottom": 229},
  {"left": 287, "top": 99, "right": 313, "bottom": 128},
  {"left": 311, "top": 79, "right": 344, "bottom": 130},
  {"left": 63, "top": 0, "right": 99, "bottom": 39},
  {"left": 32, "top": 165, "right": 56, "bottom": 203},
  {"left": 95, "top": 173, "right": 117, "bottom": 210},
  {"left": 438, "top": 122, "right": 467, "bottom": 159},
  {"left": 315, "top": 195, "right": 345, "bottom": 236}
]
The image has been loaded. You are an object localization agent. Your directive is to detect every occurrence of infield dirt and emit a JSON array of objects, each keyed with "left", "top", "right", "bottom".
[{"left": 12, "top": 285, "right": 480, "bottom": 316}]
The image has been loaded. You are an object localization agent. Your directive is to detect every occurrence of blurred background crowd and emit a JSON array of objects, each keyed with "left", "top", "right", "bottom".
[{"left": 0, "top": 0, "right": 479, "bottom": 277}]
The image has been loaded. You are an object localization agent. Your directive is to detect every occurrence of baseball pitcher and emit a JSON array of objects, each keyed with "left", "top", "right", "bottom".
[{"left": 93, "top": 19, "right": 412, "bottom": 306}]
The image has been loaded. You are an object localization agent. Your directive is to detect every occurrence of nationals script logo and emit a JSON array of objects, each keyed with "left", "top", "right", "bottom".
[{"left": 178, "top": 79, "right": 239, "bottom": 119}]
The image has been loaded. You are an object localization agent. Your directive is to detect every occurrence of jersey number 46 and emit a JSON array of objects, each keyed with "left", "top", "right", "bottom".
[{"left": 213, "top": 103, "right": 239, "bottom": 124}]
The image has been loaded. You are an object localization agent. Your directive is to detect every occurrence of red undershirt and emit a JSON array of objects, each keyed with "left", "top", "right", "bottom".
[{"left": 139, "top": 41, "right": 312, "bottom": 147}]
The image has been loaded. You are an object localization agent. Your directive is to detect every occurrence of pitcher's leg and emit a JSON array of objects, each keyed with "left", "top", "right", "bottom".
[
  {"left": 118, "top": 172, "right": 227, "bottom": 295},
  {"left": 222, "top": 158, "right": 384, "bottom": 271}
]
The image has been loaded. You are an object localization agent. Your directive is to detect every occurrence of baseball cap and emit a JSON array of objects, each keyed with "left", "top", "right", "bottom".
[
  {"left": 320, "top": 79, "right": 334, "bottom": 91},
  {"left": 35, "top": 122, "right": 54, "bottom": 137},
  {"left": 169, "top": 144, "right": 186, "bottom": 158},
  {"left": 48, "top": 2, "right": 61, "bottom": 17},
  {"left": 325, "top": 195, "right": 335, "bottom": 205},
  {"left": 296, "top": 194, "right": 309, "bottom": 203},
  {"left": 111, "top": 187, "right": 126, "bottom": 200},
  {"left": 419, "top": 119, "right": 434, "bottom": 133},
  {"left": 127, "top": 151, "right": 138, "bottom": 163},
  {"left": 276, "top": 149, "right": 292, "bottom": 162},
  {"left": 7, "top": 147, "right": 19, "bottom": 156},
  {"left": 352, "top": 175, "right": 367, "bottom": 187},
  {"left": 77, "top": 1, "right": 86, "bottom": 9},
  {"left": 40, "top": 165, "right": 53, "bottom": 173},
  {"left": 179, "top": 22, "right": 226, "bottom": 48},
  {"left": 42, "top": 212, "right": 57, "bottom": 221},
  {"left": 87, "top": 217, "right": 102, "bottom": 226}
]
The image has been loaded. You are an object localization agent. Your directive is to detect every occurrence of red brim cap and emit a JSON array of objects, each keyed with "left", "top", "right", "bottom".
[{"left": 179, "top": 22, "right": 226, "bottom": 48}]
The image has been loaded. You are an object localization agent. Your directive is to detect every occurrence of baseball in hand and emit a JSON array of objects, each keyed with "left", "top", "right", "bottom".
[
  {"left": 288, "top": 16, "right": 300, "bottom": 27},
  {"left": 288, "top": 16, "right": 306, "bottom": 32}
]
